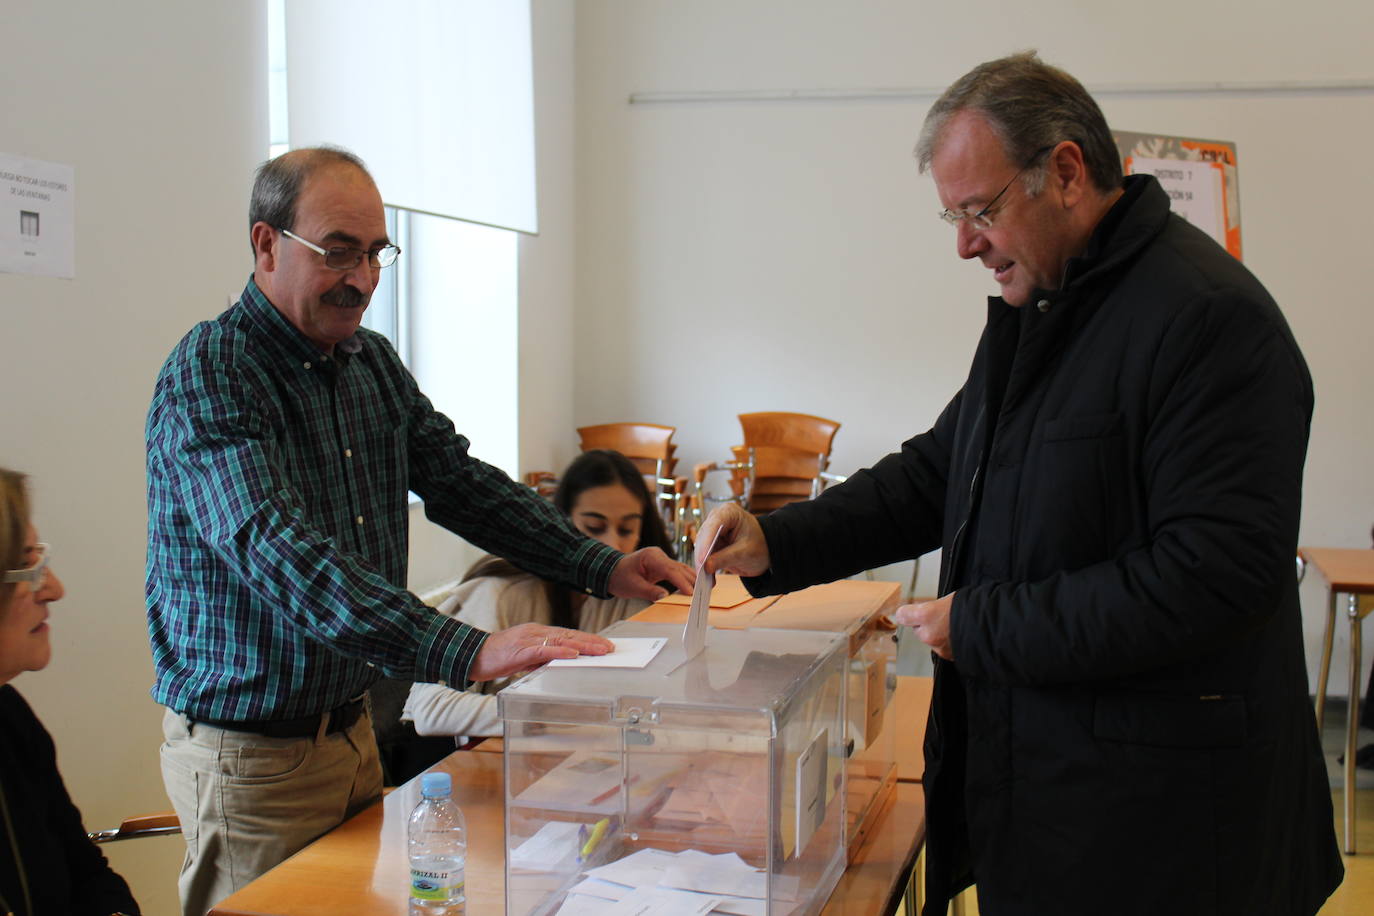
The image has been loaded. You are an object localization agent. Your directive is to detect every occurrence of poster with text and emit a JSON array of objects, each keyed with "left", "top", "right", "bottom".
[
  {"left": 1114, "top": 131, "right": 1240, "bottom": 261},
  {"left": 1, "top": 153, "right": 75, "bottom": 279}
]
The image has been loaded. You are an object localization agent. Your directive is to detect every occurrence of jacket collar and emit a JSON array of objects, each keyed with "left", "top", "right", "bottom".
[
  {"left": 978, "top": 175, "right": 1171, "bottom": 416},
  {"left": 1059, "top": 174, "right": 1171, "bottom": 294}
]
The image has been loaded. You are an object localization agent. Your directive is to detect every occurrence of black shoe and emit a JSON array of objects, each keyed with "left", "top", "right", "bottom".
[{"left": 1338, "top": 743, "right": 1374, "bottom": 769}]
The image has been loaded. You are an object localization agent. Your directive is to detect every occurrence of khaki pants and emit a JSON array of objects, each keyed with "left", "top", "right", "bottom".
[{"left": 160, "top": 705, "right": 384, "bottom": 916}]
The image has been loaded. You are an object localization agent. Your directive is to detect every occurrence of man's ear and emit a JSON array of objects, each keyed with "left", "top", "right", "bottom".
[
  {"left": 1048, "top": 140, "right": 1089, "bottom": 210},
  {"left": 250, "top": 222, "right": 278, "bottom": 272}
]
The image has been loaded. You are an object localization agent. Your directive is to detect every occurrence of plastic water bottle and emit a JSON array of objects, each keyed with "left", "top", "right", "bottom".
[{"left": 408, "top": 771, "right": 467, "bottom": 915}]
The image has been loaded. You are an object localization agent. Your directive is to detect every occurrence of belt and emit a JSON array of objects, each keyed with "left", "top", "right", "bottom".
[{"left": 195, "top": 695, "right": 367, "bottom": 739}]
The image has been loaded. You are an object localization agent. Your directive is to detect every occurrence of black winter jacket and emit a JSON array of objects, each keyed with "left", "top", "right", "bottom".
[{"left": 748, "top": 176, "right": 1342, "bottom": 915}]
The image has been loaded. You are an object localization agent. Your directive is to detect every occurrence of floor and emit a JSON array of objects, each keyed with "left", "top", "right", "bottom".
[
  {"left": 1316, "top": 702, "right": 1374, "bottom": 916},
  {"left": 898, "top": 700, "right": 1374, "bottom": 916}
]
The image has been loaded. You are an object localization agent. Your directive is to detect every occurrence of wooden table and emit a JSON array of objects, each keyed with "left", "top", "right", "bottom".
[
  {"left": 209, "top": 749, "right": 925, "bottom": 915},
  {"left": 892, "top": 675, "right": 932, "bottom": 784},
  {"left": 1299, "top": 546, "right": 1374, "bottom": 854}
]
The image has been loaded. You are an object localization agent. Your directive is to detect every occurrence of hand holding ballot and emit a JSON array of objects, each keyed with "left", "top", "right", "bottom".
[
  {"left": 892, "top": 593, "right": 955, "bottom": 660},
  {"left": 694, "top": 504, "right": 771, "bottom": 578}
]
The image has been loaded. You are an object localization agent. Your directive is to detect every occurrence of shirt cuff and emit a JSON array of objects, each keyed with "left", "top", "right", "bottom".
[
  {"left": 573, "top": 539, "right": 622, "bottom": 599},
  {"left": 414, "top": 612, "right": 491, "bottom": 690}
]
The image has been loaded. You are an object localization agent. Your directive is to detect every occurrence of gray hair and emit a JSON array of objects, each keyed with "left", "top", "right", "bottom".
[
  {"left": 915, "top": 51, "right": 1122, "bottom": 195},
  {"left": 248, "top": 146, "right": 372, "bottom": 253}
]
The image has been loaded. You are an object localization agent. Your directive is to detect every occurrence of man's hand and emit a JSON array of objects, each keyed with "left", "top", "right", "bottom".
[
  {"left": 467, "top": 623, "right": 613, "bottom": 681},
  {"left": 893, "top": 593, "right": 955, "bottom": 660},
  {"left": 696, "top": 504, "right": 770, "bottom": 577},
  {"left": 608, "top": 547, "right": 695, "bottom": 601}
]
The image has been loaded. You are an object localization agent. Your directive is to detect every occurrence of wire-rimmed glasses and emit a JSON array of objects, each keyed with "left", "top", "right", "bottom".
[
  {"left": 938, "top": 145, "right": 1054, "bottom": 231},
  {"left": 280, "top": 228, "right": 401, "bottom": 270}
]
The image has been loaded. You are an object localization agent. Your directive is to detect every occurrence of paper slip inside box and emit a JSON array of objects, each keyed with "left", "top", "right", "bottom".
[
  {"left": 604, "top": 886, "right": 721, "bottom": 915},
  {"left": 510, "top": 820, "right": 581, "bottom": 870},
  {"left": 547, "top": 637, "right": 667, "bottom": 668},
  {"left": 577, "top": 848, "right": 788, "bottom": 915}
]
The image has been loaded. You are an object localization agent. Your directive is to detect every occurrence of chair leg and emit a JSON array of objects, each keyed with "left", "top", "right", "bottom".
[
  {"left": 1346, "top": 595, "right": 1361, "bottom": 855},
  {"left": 1317, "top": 589, "right": 1338, "bottom": 734}
]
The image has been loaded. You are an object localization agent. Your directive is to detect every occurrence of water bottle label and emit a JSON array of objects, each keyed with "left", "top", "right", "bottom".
[{"left": 410, "top": 867, "right": 465, "bottom": 901}]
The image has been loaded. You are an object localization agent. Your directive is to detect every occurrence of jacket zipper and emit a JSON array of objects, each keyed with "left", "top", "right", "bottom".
[{"left": 939, "top": 448, "right": 985, "bottom": 597}]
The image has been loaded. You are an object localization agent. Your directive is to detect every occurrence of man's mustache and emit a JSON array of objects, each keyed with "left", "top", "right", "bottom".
[{"left": 322, "top": 286, "right": 366, "bottom": 309}]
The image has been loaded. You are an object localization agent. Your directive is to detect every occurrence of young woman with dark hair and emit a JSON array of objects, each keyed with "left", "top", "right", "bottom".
[{"left": 403, "top": 450, "right": 672, "bottom": 738}]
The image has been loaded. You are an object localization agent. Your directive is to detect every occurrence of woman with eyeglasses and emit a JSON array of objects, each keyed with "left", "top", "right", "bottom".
[{"left": 0, "top": 468, "right": 140, "bottom": 916}]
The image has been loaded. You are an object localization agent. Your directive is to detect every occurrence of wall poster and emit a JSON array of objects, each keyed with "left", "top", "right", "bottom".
[
  {"left": 1114, "top": 131, "right": 1240, "bottom": 261},
  {"left": 1, "top": 153, "right": 76, "bottom": 279}
]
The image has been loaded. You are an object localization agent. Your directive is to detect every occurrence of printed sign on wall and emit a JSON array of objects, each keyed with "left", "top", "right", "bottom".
[
  {"left": 1, "top": 153, "right": 76, "bottom": 279},
  {"left": 1114, "top": 132, "right": 1240, "bottom": 261}
]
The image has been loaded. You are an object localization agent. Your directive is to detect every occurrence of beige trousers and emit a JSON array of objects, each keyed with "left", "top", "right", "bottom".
[{"left": 160, "top": 705, "right": 384, "bottom": 916}]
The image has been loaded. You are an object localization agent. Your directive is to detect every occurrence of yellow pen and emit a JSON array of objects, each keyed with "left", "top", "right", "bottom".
[{"left": 579, "top": 817, "right": 610, "bottom": 860}]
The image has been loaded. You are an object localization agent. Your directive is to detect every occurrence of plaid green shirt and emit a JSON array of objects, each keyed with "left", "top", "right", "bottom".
[{"left": 145, "top": 276, "right": 619, "bottom": 722}]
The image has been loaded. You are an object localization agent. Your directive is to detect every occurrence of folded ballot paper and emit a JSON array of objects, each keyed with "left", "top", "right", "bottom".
[{"left": 683, "top": 526, "right": 723, "bottom": 660}]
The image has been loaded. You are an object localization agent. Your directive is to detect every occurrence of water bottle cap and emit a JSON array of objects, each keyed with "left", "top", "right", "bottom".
[{"left": 420, "top": 771, "right": 452, "bottom": 798}]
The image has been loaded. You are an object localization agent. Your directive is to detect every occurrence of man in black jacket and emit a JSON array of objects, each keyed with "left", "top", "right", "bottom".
[{"left": 698, "top": 52, "right": 1343, "bottom": 915}]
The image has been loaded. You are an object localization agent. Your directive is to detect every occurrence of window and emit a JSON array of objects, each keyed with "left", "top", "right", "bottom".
[{"left": 266, "top": 2, "right": 521, "bottom": 478}]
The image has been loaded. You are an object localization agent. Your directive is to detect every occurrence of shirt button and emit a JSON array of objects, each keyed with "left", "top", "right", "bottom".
[
  {"left": 344, "top": 449, "right": 353, "bottom": 458},
  {"left": 303, "top": 361, "right": 312, "bottom": 369},
  {"left": 356, "top": 515, "right": 365, "bottom": 525},
  {"left": 585, "top": 587, "right": 594, "bottom": 595},
  {"left": 1036, "top": 299, "right": 1051, "bottom": 313}
]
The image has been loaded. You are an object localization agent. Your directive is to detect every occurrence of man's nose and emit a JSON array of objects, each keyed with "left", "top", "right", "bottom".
[
  {"left": 344, "top": 258, "right": 379, "bottom": 292},
  {"left": 955, "top": 221, "right": 987, "bottom": 261}
]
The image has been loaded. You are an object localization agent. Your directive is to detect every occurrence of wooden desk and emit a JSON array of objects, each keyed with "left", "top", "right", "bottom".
[
  {"left": 1299, "top": 546, "right": 1374, "bottom": 854},
  {"left": 210, "top": 750, "right": 925, "bottom": 916},
  {"left": 892, "top": 675, "right": 932, "bottom": 784}
]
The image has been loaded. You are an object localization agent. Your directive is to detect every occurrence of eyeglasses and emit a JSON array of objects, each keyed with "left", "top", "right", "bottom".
[
  {"left": 279, "top": 228, "right": 401, "bottom": 270},
  {"left": 4, "top": 543, "right": 50, "bottom": 591},
  {"left": 938, "top": 146, "right": 1054, "bottom": 231}
]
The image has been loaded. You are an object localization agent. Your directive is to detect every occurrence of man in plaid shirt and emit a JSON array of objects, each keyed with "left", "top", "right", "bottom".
[{"left": 146, "top": 147, "right": 693, "bottom": 916}]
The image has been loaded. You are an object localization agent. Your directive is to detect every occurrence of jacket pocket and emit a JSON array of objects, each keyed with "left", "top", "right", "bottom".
[
  {"left": 1093, "top": 692, "right": 1246, "bottom": 748},
  {"left": 1042, "top": 410, "right": 1123, "bottom": 442}
]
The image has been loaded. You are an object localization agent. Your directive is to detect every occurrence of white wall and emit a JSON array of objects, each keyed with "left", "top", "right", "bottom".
[
  {"left": 405, "top": 0, "right": 579, "bottom": 593},
  {"left": 0, "top": 1, "right": 267, "bottom": 911},
  {"left": 572, "top": 1, "right": 1374, "bottom": 692},
  {"left": 519, "top": 0, "right": 580, "bottom": 478}
]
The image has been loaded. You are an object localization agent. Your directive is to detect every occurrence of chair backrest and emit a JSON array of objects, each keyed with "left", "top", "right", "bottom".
[
  {"left": 737, "top": 412, "right": 840, "bottom": 459},
  {"left": 725, "top": 412, "right": 842, "bottom": 516},
  {"left": 577, "top": 422, "right": 677, "bottom": 478}
]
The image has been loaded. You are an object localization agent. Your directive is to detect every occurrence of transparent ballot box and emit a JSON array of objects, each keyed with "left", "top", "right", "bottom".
[
  {"left": 843, "top": 623, "right": 897, "bottom": 857},
  {"left": 499, "top": 620, "right": 849, "bottom": 916},
  {"left": 744, "top": 582, "right": 899, "bottom": 858}
]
